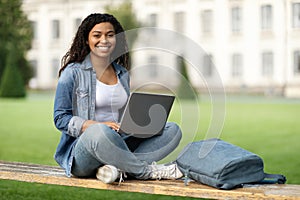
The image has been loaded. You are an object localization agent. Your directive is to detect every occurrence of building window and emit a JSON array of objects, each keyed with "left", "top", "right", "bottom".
[
  {"left": 201, "top": 10, "right": 213, "bottom": 34},
  {"left": 203, "top": 54, "right": 213, "bottom": 77},
  {"left": 29, "top": 60, "right": 38, "bottom": 88},
  {"left": 51, "top": 19, "right": 60, "bottom": 39},
  {"left": 231, "top": 7, "right": 242, "bottom": 33},
  {"left": 29, "top": 60, "right": 38, "bottom": 78},
  {"left": 51, "top": 58, "right": 60, "bottom": 78},
  {"left": 231, "top": 54, "right": 243, "bottom": 77},
  {"left": 149, "top": 13, "right": 157, "bottom": 27},
  {"left": 262, "top": 52, "right": 273, "bottom": 77},
  {"left": 74, "top": 18, "right": 81, "bottom": 29},
  {"left": 30, "top": 21, "right": 38, "bottom": 39},
  {"left": 148, "top": 56, "right": 158, "bottom": 78},
  {"left": 261, "top": 5, "right": 273, "bottom": 30},
  {"left": 292, "top": 3, "right": 300, "bottom": 28},
  {"left": 174, "top": 11, "right": 185, "bottom": 33},
  {"left": 294, "top": 51, "right": 300, "bottom": 74},
  {"left": 73, "top": 18, "right": 82, "bottom": 34}
]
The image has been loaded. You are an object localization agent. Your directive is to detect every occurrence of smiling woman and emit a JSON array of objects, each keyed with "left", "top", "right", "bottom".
[{"left": 53, "top": 13, "right": 183, "bottom": 184}]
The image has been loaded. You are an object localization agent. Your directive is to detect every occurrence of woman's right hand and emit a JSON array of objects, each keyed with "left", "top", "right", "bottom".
[
  {"left": 81, "top": 120, "right": 120, "bottom": 133},
  {"left": 81, "top": 120, "right": 98, "bottom": 133},
  {"left": 100, "top": 121, "right": 120, "bottom": 132}
]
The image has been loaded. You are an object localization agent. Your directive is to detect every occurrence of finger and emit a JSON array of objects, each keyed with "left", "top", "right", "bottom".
[{"left": 110, "top": 123, "right": 119, "bottom": 131}]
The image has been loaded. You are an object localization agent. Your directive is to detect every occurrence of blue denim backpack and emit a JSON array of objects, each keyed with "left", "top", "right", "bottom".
[{"left": 176, "top": 138, "right": 286, "bottom": 190}]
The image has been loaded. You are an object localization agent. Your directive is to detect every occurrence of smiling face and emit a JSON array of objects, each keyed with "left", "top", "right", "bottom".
[{"left": 87, "top": 22, "right": 116, "bottom": 60}]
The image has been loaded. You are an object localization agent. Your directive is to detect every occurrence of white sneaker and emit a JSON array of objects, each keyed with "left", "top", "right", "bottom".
[
  {"left": 149, "top": 162, "right": 183, "bottom": 180},
  {"left": 96, "top": 165, "right": 121, "bottom": 184}
]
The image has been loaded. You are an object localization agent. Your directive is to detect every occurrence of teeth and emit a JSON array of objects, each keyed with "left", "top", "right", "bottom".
[{"left": 96, "top": 46, "right": 109, "bottom": 50}]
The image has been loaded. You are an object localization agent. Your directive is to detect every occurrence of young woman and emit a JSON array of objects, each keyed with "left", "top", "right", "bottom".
[{"left": 53, "top": 13, "right": 183, "bottom": 183}]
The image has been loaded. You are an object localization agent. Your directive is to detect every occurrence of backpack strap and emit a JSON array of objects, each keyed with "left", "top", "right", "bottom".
[
  {"left": 180, "top": 168, "right": 192, "bottom": 186},
  {"left": 258, "top": 173, "right": 287, "bottom": 184}
]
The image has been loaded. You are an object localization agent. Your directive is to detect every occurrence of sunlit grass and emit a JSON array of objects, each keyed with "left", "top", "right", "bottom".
[{"left": 0, "top": 92, "right": 299, "bottom": 199}]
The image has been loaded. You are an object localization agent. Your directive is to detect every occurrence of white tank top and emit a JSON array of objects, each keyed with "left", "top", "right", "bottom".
[{"left": 95, "top": 79, "right": 128, "bottom": 123}]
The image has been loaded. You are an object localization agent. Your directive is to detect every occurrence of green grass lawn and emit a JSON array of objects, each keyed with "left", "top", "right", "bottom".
[{"left": 0, "top": 91, "right": 300, "bottom": 199}]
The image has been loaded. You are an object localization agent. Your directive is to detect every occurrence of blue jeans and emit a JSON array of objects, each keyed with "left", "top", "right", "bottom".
[{"left": 71, "top": 122, "right": 182, "bottom": 179}]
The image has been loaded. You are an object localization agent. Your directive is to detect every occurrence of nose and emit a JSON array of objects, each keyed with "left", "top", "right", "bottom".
[{"left": 100, "top": 35, "right": 108, "bottom": 43}]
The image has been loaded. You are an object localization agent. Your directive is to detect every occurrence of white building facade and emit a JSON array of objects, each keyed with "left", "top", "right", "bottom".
[{"left": 22, "top": 0, "right": 300, "bottom": 97}]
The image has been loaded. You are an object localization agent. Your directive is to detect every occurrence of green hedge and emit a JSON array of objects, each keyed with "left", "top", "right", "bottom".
[{"left": 0, "top": 48, "right": 26, "bottom": 98}]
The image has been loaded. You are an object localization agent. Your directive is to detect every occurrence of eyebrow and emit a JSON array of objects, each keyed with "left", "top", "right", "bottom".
[{"left": 92, "top": 30, "right": 115, "bottom": 34}]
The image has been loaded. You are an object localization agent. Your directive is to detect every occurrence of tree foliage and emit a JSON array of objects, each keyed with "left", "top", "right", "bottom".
[
  {"left": 0, "top": 0, "right": 33, "bottom": 87},
  {"left": 105, "top": 0, "right": 140, "bottom": 48}
]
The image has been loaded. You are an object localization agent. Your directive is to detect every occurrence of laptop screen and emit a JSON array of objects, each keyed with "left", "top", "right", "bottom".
[{"left": 118, "top": 92, "right": 175, "bottom": 138}]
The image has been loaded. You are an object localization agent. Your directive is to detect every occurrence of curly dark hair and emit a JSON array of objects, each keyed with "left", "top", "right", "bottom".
[{"left": 59, "top": 13, "right": 130, "bottom": 76}]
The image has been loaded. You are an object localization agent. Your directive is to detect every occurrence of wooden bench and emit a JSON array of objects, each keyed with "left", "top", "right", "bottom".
[{"left": 1, "top": 160, "right": 300, "bottom": 199}]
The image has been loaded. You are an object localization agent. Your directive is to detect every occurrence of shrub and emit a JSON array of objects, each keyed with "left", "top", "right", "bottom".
[
  {"left": 0, "top": 48, "right": 26, "bottom": 98},
  {"left": 176, "top": 56, "right": 196, "bottom": 100}
]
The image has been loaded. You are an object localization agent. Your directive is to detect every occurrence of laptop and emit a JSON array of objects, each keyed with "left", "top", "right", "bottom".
[{"left": 118, "top": 92, "right": 175, "bottom": 138}]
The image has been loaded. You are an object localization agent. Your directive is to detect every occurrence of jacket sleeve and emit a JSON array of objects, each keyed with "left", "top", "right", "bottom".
[{"left": 53, "top": 67, "right": 85, "bottom": 138}]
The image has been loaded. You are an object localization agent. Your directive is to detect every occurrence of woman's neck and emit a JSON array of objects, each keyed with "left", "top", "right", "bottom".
[
  {"left": 90, "top": 54, "right": 111, "bottom": 71},
  {"left": 90, "top": 54, "right": 117, "bottom": 85}
]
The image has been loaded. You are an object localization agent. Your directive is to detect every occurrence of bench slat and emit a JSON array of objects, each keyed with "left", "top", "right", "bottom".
[{"left": 1, "top": 161, "right": 300, "bottom": 199}]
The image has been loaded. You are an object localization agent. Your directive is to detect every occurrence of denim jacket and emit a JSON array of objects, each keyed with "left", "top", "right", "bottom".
[{"left": 53, "top": 54, "right": 130, "bottom": 177}]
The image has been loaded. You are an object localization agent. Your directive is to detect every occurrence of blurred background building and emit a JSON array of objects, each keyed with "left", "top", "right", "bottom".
[{"left": 22, "top": 0, "right": 300, "bottom": 97}]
